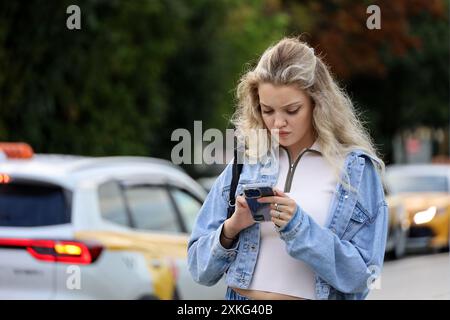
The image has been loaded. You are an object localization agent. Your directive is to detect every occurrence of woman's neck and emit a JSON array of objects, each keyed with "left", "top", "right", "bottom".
[{"left": 285, "top": 132, "right": 316, "bottom": 161}]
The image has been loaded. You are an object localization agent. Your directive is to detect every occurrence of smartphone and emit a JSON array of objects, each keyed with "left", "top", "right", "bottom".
[{"left": 243, "top": 185, "right": 274, "bottom": 222}]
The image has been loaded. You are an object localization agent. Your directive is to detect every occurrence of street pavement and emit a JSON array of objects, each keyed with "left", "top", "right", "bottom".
[{"left": 367, "top": 252, "right": 450, "bottom": 300}]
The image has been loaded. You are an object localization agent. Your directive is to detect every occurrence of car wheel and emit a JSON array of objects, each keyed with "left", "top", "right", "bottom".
[{"left": 172, "top": 287, "right": 181, "bottom": 300}]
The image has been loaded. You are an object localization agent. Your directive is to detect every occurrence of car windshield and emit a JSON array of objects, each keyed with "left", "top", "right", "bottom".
[
  {"left": 0, "top": 182, "right": 71, "bottom": 227},
  {"left": 386, "top": 175, "right": 449, "bottom": 194}
]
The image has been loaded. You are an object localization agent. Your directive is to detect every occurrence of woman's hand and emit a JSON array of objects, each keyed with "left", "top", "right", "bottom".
[
  {"left": 223, "top": 195, "right": 255, "bottom": 239},
  {"left": 257, "top": 188, "right": 298, "bottom": 229}
]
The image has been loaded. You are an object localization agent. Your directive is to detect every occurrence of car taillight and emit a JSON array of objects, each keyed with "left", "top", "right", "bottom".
[
  {"left": 0, "top": 238, "right": 103, "bottom": 264},
  {"left": 0, "top": 173, "right": 11, "bottom": 184}
]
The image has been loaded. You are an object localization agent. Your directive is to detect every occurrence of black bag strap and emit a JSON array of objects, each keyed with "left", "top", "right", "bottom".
[{"left": 227, "top": 141, "right": 243, "bottom": 218}]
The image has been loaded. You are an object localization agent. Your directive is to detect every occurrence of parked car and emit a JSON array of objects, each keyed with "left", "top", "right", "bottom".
[
  {"left": 196, "top": 176, "right": 218, "bottom": 192},
  {"left": 0, "top": 143, "right": 226, "bottom": 299},
  {"left": 385, "top": 164, "right": 450, "bottom": 252}
]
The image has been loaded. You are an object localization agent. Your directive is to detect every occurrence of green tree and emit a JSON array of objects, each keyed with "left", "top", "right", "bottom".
[
  {"left": 279, "top": 0, "right": 449, "bottom": 161},
  {"left": 0, "top": 0, "right": 188, "bottom": 156},
  {"left": 0, "top": 0, "right": 288, "bottom": 169}
]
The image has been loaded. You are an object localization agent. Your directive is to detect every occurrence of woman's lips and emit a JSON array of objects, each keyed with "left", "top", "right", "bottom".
[{"left": 279, "top": 132, "right": 290, "bottom": 137}]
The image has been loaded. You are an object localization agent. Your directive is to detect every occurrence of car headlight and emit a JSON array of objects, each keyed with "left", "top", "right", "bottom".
[{"left": 413, "top": 206, "right": 436, "bottom": 225}]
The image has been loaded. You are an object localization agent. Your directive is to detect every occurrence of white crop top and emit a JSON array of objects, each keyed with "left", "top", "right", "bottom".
[{"left": 248, "top": 141, "right": 337, "bottom": 299}]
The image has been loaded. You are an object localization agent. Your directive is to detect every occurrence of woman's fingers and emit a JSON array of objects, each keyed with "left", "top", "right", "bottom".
[
  {"left": 273, "top": 188, "right": 287, "bottom": 197},
  {"left": 270, "top": 209, "right": 284, "bottom": 219},
  {"left": 257, "top": 195, "right": 289, "bottom": 205},
  {"left": 271, "top": 216, "right": 286, "bottom": 229}
]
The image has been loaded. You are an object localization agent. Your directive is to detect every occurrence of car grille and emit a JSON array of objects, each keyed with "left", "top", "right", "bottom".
[{"left": 409, "top": 226, "right": 434, "bottom": 238}]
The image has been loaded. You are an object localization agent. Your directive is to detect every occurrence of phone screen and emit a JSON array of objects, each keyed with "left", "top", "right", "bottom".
[{"left": 244, "top": 186, "right": 274, "bottom": 222}]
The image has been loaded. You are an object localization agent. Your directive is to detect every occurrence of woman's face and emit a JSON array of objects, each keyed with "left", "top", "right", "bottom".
[{"left": 258, "top": 82, "right": 315, "bottom": 152}]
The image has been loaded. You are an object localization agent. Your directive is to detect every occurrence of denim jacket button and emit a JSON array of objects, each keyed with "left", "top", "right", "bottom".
[{"left": 344, "top": 195, "right": 349, "bottom": 199}]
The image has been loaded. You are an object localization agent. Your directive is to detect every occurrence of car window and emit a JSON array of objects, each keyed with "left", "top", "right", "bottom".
[
  {"left": 124, "top": 186, "right": 180, "bottom": 232},
  {"left": 170, "top": 188, "right": 202, "bottom": 234},
  {"left": 386, "top": 175, "right": 449, "bottom": 194},
  {"left": 98, "top": 181, "right": 130, "bottom": 227},
  {"left": 0, "top": 182, "right": 71, "bottom": 227}
]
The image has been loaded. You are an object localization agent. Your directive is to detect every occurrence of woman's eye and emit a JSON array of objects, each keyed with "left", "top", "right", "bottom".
[
  {"left": 262, "top": 110, "right": 274, "bottom": 115},
  {"left": 287, "top": 108, "right": 300, "bottom": 115}
]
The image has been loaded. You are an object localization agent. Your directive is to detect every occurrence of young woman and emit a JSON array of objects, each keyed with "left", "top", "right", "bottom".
[{"left": 187, "top": 37, "right": 388, "bottom": 300}]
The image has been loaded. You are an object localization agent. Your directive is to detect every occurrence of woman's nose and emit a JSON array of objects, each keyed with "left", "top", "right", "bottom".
[{"left": 274, "top": 115, "right": 287, "bottom": 128}]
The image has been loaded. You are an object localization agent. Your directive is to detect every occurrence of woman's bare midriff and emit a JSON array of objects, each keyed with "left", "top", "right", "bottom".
[{"left": 231, "top": 287, "right": 306, "bottom": 300}]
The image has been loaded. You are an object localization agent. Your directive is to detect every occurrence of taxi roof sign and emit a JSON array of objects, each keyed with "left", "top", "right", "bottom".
[{"left": 0, "top": 142, "right": 34, "bottom": 159}]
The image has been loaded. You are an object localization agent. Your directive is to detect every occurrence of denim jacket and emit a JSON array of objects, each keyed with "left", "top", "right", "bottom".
[{"left": 188, "top": 149, "right": 388, "bottom": 300}]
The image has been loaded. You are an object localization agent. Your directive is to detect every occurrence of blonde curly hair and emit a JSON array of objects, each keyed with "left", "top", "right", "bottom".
[{"left": 231, "top": 37, "right": 384, "bottom": 189}]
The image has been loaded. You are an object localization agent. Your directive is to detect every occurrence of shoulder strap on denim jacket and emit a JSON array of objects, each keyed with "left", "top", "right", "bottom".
[{"left": 227, "top": 140, "right": 243, "bottom": 219}]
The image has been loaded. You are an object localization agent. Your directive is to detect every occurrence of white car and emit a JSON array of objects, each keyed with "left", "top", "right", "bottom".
[{"left": 0, "top": 144, "right": 226, "bottom": 299}]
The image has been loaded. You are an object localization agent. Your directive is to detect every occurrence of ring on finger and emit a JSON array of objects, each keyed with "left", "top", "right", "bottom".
[
  {"left": 274, "top": 203, "right": 279, "bottom": 211},
  {"left": 277, "top": 211, "right": 281, "bottom": 219}
]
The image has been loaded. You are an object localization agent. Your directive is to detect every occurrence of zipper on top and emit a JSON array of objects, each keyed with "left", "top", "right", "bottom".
[{"left": 281, "top": 146, "right": 321, "bottom": 193}]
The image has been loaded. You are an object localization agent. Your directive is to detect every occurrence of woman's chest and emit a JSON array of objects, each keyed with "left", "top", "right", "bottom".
[{"left": 276, "top": 153, "right": 337, "bottom": 227}]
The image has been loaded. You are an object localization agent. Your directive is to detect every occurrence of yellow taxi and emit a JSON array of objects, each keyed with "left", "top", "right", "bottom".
[{"left": 386, "top": 164, "right": 450, "bottom": 252}]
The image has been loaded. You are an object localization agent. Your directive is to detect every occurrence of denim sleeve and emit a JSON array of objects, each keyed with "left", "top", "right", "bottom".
[
  {"left": 279, "top": 166, "right": 388, "bottom": 295},
  {"left": 187, "top": 162, "right": 240, "bottom": 286}
]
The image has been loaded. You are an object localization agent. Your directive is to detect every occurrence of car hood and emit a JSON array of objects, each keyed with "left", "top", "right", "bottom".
[{"left": 396, "top": 192, "right": 450, "bottom": 213}]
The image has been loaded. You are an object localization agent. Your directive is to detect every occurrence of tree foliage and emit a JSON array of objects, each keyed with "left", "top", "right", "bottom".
[
  {"left": 0, "top": 0, "right": 287, "bottom": 162},
  {"left": 280, "top": 0, "right": 449, "bottom": 160}
]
